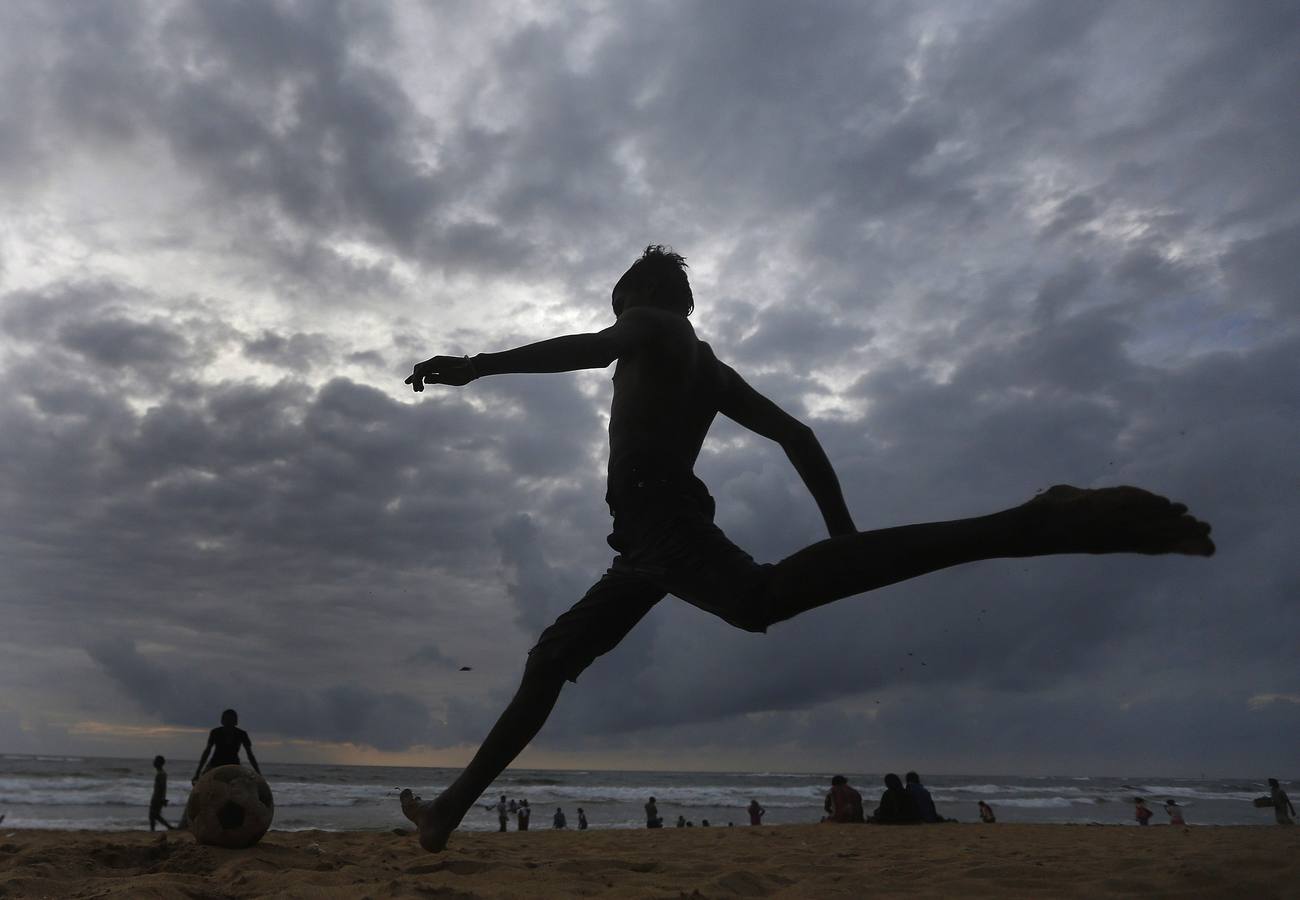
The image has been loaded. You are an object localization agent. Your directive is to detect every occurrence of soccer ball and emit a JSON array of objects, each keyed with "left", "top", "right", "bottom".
[{"left": 186, "top": 765, "right": 275, "bottom": 848}]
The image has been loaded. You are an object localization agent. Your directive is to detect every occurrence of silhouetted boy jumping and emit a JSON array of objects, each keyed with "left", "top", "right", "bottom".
[{"left": 399, "top": 246, "right": 1213, "bottom": 852}]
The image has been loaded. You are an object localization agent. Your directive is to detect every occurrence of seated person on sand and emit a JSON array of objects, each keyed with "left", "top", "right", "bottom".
[
  {"left": 978, "top": 800, "right": 996, "bottom": 823},
  {"left": 904, "top": 771, "right": 945, "bottom": 823},
  {"left": 645, "top": 796, "right": 663, "bottom": 828},
  {"left": 823, "top": 775, "right": 865, "bottom": 823},
  {"left": 870, "top": 773, "right": 920, "bottom": 824},
  {"left": 192, "top": 709, "right": 261, "bottom": 783},
  {"left": 396, "top": 246, "right": 1214, "bottom": 852}
]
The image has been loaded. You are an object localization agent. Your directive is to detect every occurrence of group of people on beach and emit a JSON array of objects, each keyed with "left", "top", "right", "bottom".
[
  {"left": 819, "top": 772, "right": 971, "bottom": 825},
  {"left": 146, "top": 709, "right": 262, "bottom": 832},
  {"left": 1133, "top": 798, "right": 1187, "bottom": 827},
  {"left": 483, "top": 795, "right": 590, "bottom": 831},
  {"left": 1133, "top": 780, "right": 1295, "bottom": 828}
]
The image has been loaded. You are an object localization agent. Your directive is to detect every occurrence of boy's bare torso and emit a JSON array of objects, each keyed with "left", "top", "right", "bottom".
[{"left": 606, "top": 308, "right": 724, "bottom": 493}]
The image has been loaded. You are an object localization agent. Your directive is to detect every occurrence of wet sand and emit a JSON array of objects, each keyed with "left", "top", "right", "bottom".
[{"left": 1, "top": 823, "right": 1295, "bottom": 898}]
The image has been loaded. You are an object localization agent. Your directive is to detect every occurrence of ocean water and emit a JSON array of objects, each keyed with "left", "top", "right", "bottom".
[{"left": 0, "top": 754, "right": 1287, "bottom": 832}]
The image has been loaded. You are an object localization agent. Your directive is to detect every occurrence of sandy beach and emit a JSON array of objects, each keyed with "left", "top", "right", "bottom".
[{"left": 1, "top": 824, "right": 1296, "bottom": 899}]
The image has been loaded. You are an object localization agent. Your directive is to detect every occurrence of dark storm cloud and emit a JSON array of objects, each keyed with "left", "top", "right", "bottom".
[
  {"left": 86, "top": 638, "right": 435, "bottom": 751},
  {"left": 0, "top": 281, "right": 600, "bottom": 717},
  {"left": 2, "top": 0, "right": 1297, "bottom": 774}
]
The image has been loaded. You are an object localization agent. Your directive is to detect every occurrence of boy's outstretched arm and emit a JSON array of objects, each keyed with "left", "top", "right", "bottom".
[
  {"left": 718, "top": 363, "right": 857, "bottom": 537},
  {"left": 405, "top": 308, "right": 662, "bottom": 391}
]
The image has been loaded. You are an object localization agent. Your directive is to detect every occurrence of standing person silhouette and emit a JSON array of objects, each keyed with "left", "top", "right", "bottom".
[
  {"left": 148, "top": 755, "right": 175, "bottom": 831},
  {"left": 192, "top": 709, "right": 261, "bottom": 782},
  {"left": 398, "top": 245, "right": 1214, "bottom": 852},
  {"left": 1268, "top": 778, "right": 1295, "bottom": 825}
]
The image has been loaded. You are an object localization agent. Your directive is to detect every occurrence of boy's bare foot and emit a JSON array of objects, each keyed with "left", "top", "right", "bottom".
[
  {"left": 399, "top": 788, "right": 460, "bottom": 853},
  {"left": 1025, "top": 485, "right": 1214, "bottom": 556}
]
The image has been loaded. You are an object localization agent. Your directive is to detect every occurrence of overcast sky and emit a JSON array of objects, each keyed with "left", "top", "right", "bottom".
[{"left": 1, "top": 0, "right": 1296, "bottom": 778}]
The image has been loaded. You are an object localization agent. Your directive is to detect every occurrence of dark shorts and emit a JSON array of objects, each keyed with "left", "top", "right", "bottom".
[{"left": 527, "top": 481, "right": 773, "bottom": 682}]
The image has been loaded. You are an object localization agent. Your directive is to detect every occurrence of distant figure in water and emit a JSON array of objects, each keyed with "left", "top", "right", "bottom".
[
  {"left": 978, "top": 800, "right": 997, "bottom": 823},
  {"left": 824, "top": 775, "right": 865, "bottom": 823},
  {"left": 517, "top": 799, "right": 530, "bottom": 831},
  {"left": 645, "top": 796, "right": 663, "bottom": 829},
  {"left": 676, "top": 815, "right": 686, "bottom": 828},
  {"left": 553, "top": 807, "right": 567, "bottom": 829},
  {"left": 148, "top": 755, "right": 175, "bottom": 831},
  {"left": 193, "top": 709, "right": 260, "bottom": 782},
  {"left": 748, "top": 799, "right": 765, "bottom": 825},
  {"left": 870, "top": 773, "right": 918, "bottom": 824},
  {"left": 577, "top": 808, "right": 588, "bottom": 830},
  {"left": 1164, "top": 799, "right": 1186, "bottom": 826},
  {"left": 1269, "top": 779, "right": 1295, "bottom": 825},
  {"left": 486, "top": 795, "right": 508, "bottom": 832},
  {"left": 1134, "top": 797, "right": 1154, "bottom": 826},
  {"left": 397, "top": 245, "right": 1215, "bottom": 852},
  {"left": 905, "top": 771, "right": 943, "bottom": 823}
]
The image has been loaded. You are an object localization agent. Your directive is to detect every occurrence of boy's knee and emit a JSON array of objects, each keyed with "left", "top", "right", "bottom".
[
  {"left": 735, "top": 568, "right": 782, "bottom": 632},
  {"left": 723, "top": 608, "right": 770, "bottom": 634}
]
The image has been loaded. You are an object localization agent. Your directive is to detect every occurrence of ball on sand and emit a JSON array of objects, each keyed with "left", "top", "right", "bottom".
[{"left": 186, "top": 765, "right": 274, "bottom": 848}]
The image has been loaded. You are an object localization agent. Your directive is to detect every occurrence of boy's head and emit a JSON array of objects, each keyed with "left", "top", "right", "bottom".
[
  {"left": 221, "top": 708, "right": 238, "bottom": 727},
  {"left": 153, "top": 755, "right": 165, "bottom": 769},
  {"left": 612, "top": 245, "right": 693, "bottom": 317},
  {"left": 831, "top": 774, "right": 847, "bottom": 786},
  {"left": 905, "top": 771, "right": 920, "bottom": 785}
]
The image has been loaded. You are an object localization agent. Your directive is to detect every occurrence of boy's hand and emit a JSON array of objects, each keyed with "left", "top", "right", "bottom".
[{"left": 406, "top": 355, "right": 477, "bottom": 391}]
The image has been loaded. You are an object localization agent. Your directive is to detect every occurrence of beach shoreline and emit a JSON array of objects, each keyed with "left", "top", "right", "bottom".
[{"left": 2, "top": 823, "right": 1295, "bottom": 898}]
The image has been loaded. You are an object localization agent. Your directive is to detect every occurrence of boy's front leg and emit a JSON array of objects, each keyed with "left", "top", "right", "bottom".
[
  {"left": 397, "top": 667, "right": 566, "bottom": 852},
  {"left": 399, "top": 789, "right": 463, "bottom": 853}
]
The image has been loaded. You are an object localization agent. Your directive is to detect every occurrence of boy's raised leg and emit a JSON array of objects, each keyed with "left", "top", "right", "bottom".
[{"left": 762, "top": 485, "right": 1213, "bottom": 626}]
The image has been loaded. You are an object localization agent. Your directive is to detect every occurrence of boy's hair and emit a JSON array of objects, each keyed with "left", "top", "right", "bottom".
[
  {"left": 221, "top": 708, "right": 238, "bottom": 726},
  {"left": 153, "top": 755, "right": 165, "bottom": 768},
  {"left": 905, "top": 771, "right": 920, "bottom": 784},
  {"left": 613, "top": 245, "right": 693, "bottom": 316}
]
